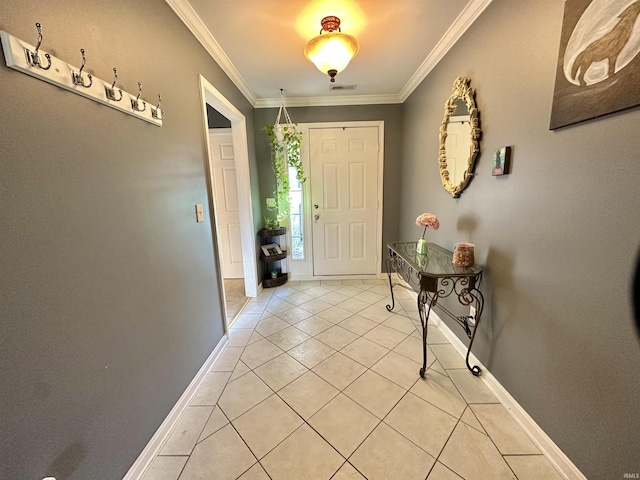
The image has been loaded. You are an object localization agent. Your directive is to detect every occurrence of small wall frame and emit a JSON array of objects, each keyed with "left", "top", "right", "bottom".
[
  {"left": 261, "top": 243, "right": 282, "bottom": 257},
  {"left": 492, "top": 146, "right": 511, "bottom": 176}
]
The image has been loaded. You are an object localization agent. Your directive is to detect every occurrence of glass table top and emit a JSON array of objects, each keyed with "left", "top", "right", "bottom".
[{"left": 387, "top": 242, "right": 482, "bottom": 277}]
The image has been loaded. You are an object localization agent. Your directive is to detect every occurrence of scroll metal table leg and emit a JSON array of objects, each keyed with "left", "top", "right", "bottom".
[
  {"left": 385, "top": 256, "right": 396, "bottom": 312},
  {"left": 465, "top": 288, "right": 485, "bottom": 376},
  {"left": 419, "top": 290, "right": 438, "bottom": 378}
]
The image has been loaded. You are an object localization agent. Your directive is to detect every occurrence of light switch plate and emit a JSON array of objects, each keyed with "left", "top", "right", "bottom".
[{"left": 195, "top": 204, "right": 204, "bottom": 223}]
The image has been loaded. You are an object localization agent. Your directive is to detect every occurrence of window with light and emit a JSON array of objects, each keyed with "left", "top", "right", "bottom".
[{"left": 288, "top": 166, "right": 304, "bottom": 260}]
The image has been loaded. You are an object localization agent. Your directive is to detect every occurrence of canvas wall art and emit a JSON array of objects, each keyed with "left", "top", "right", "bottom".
[
  {"left": 550, "top": 0, "right": 640, "bottom": 129},
  {"left": 492, "top": 146, "right": 511, "bottom": 176}
]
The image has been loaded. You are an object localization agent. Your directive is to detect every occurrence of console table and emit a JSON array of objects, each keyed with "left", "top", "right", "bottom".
[{"left": 385, "top": 242, "right": 484, "bottom": 377}]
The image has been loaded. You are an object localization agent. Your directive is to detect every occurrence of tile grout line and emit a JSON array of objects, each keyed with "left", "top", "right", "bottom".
[
  {"left": 171, "top": 279, "right": 518, "bottom": 480},
  {"left": 229, "top": 291, "right": 388, "bottom": 478},
  {"left": 231, "top": 287, "right": 454, "bottom": 463}
]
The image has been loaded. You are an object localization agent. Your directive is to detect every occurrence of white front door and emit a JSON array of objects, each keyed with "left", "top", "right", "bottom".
[
  {"left": 209, "top": 129, "right": 244, "bottom": 278},
  {"left": 310, "top": 127, "right": 379, "bottom": 275}
]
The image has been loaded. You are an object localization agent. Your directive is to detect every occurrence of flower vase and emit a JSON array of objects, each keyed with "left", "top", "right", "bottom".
[{"left": 416, "top": 238, "right": 428, "bottom": 255}]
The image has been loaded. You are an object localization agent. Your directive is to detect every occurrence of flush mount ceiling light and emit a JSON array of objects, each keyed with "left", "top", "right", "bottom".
[{"left": 304, "top": 16, "right": 359, "bottom": 83}]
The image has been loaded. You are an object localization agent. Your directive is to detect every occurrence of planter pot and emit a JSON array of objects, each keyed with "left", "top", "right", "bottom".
[
  {"left": 274, "top": 124, "right": 296, "bottom": 144},
  {"left": 260, "top": 227, "right": 286, "bottom": 237}
]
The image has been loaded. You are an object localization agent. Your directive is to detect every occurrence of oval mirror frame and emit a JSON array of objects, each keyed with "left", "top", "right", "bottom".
[{"left": 438, "top": 77, "right": 481, "bottom": 198}]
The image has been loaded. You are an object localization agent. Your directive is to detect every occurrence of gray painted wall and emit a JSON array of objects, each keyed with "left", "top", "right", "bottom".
[
  {"left": 401, "top": 1, "right": 640, "bottom": 478},
  {"left": 253, "top": 105, "right": 404, "bottom": 272},
  {"left": 0, "top": 1, "right": 258, "bottom": 478},
  {"left": 4, "top": 0, "right": 638, "bottom": 478}
]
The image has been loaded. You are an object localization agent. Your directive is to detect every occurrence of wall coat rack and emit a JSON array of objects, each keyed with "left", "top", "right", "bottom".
[{"left": 0, "top": 24, "right": 164, "bottom": 126}]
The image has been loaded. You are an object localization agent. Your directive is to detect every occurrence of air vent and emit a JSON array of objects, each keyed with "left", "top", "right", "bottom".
[{"left": 330, "top": 84, "right": 357, "bottom": 91}]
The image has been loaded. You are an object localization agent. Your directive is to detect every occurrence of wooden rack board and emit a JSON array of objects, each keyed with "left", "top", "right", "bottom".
[{"left": 1, "top": 28, "right": 163, "bottom": 126}]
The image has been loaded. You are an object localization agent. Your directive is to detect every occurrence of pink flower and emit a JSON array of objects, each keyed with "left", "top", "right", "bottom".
[{"left": 415, "top": 213, "right": 440, "bottom": 230}]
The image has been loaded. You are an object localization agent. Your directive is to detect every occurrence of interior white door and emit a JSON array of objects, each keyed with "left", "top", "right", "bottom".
[
  {"left": 310, "top": 127, "right": 379, "bottom": 275},
  {"left": 209, "top": 129, "right": 244, "bottom": 278}
]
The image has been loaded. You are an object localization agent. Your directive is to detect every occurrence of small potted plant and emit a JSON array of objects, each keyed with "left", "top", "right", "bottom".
[{"left": 261, "top": 216, "right": 285, "bottom": 237}]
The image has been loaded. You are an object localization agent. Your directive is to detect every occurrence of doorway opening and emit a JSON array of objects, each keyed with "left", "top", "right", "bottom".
[
  {"left": 208, "top": 126, "right": 247, "bottom": 325},
  {"left": 199, "top": 75, "right": 258, "bottom": 331}
]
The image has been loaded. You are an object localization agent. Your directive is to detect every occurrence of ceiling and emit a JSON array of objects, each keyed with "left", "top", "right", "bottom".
[{"left": 166, "top": 0, "right": 493, "bottom": 107}]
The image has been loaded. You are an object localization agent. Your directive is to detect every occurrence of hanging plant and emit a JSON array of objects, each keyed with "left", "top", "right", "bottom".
[
  {"left": 263, "top": 123, "right": 305, "bottom": 224},
  {"left": 263, "top": 93, "right": 306, "bottom": 224}
]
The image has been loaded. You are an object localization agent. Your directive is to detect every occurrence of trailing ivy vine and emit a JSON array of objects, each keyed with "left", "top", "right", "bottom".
[{"left": 262, "top": 123, "right": 306, "bottom": 224}]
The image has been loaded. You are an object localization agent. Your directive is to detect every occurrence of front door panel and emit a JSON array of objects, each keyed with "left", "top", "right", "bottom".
[{"left": 310, "top": 127, "right": 379, "bottom": 275}]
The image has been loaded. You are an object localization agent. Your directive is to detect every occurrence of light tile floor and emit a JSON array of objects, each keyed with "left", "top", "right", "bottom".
[
  {"left": 142, "top": 279, "right": 564, "bottom": 480},
  {"left": 224, "top": 278, "right": 249, "bottom": 324}
]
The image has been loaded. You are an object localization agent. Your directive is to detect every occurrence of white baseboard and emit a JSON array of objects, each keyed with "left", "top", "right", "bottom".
[
  {"left": 428, "top": 311, "right": 586, "bottom": 480},
  {"left": 390, "top": 276, "right": 585, "bottom": 479},
  {"left": 123, "top": 336, "right": 229, "bottom": 480}
]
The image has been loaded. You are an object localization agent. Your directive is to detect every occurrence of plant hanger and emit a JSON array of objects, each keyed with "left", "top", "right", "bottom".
[
  {"left": 262, "top": 89, "right": 305, "bottom": 224},
  {"left": 275, "top": 88, "right": 293, "bottom": 125},
  {"left": 273, "top": 88, "right": 295, "bottom": 143}
]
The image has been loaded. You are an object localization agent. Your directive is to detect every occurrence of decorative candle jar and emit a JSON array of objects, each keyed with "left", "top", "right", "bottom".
[{"left": 452, "top": 243, "right": 475, "bottom": 267}]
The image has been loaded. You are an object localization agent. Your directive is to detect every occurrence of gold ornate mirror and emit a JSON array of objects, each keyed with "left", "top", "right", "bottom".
[{"left": 439, "top": 77, "right": 481, "bottom": 198}]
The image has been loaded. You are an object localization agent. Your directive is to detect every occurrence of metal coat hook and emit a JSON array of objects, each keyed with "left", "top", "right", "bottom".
[
  {"left": 105, "top": 68, "right": 123, "bottom": 101},
  {"left": 131, "top": 82, "right": 146, "bottom": 112},
  {"left": 151, "top": 94, "right": 164, "bottom": 120},
  {"left": 71, "top": 49, "right": 93, "bottom": 88},
  {"left": 25, "top": 23, "right": 51, "bottom": 70}
]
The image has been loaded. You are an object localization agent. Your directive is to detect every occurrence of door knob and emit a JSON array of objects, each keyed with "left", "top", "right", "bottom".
[
  {"left": 314, "top": 204, "right": 319, "bottom": 209},
  {"left": 314, "top": 214, "right": 320, "bottom": 222}
]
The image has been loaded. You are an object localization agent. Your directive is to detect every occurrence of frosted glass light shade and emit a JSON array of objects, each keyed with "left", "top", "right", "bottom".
[{"left": 304, "top": 31, "right": 359, "bottom": 79}]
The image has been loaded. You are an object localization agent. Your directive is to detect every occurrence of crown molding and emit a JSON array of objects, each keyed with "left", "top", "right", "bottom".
[
  {"left": 399, "top": 0, "right": 493, "bottom": 102},
  {"left": 255, "top": 93, "right": 403, "bottom": 109},
  {"left": 165, "top": 0, "right": 257, "bottom": 107},
  {"left": 168, "top": 0, "right": 491, "bottom": 108}
]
